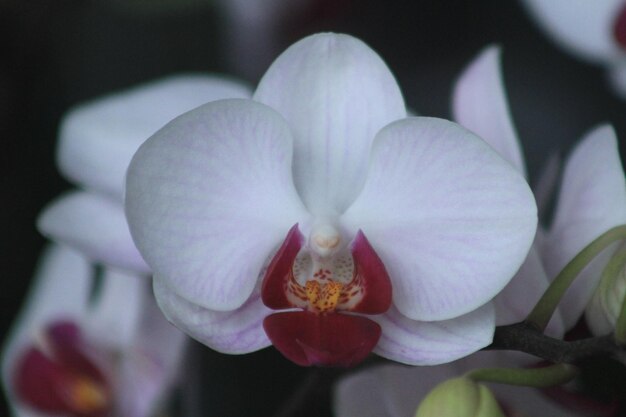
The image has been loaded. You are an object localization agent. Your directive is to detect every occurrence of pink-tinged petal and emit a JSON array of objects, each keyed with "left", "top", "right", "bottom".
[
  {"left": 116, "top": 294, "right": 186, "bottom": 417},
  {"left": 335, "top": 364, "right": 461, "bottom": 417},
  {"left": 38, "top": 191, "right": 149, "bottom": 273},
  {"left": 263, "top": 311, "right": 381, "bottom": 367},
  {"left": 84, "top": 269, "right": 145, "bottom": 350},
  {"left": 493, "top": 245, "right": 565, "bottom": 338},
  {"left": 59, "top": 75, "right": 251, "bottom": 200},
  {"left": 126, "top": 99, "right": 308, "bottom": 311},
  {"left": 254, "top": 33, "right": 406, "bottom": 215},
  {"left": 521, "top": 0, "right": 623, "bottom": 63},
  {"left": 545, "top": 125, "right": 626, "bottom": 329},
  {"left": 492, "top": 384, "right": 601, "bottom": 417},
  {"left": 3, "top": 246, "right": 92, "bottom": 411},
  {"left": 336, "top": 361, "right": 581, "bottom": 417},
  {"left": 372, "top": 303, "right": 495, "bottom": 366},
  {"left": 348, "top": 230, "right": 392, "bottom": 314},
  {"left": 343, "top": 117, "right": 537, "bottom": 321},
  {"left": 453, "top": 45, "right": 526, "bottom": 177},
  {"left": 262, "top": 224, "right": 305, "bottom": 310},
  {"left": 333, "top": 366, "right": 399, "bottom": 417},
  {"left": 153, "top": 277, "right": 271, "bottom": 354}
]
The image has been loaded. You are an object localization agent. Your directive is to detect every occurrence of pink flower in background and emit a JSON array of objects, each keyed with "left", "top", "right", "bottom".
[
  {"left": 125, "top": 33, "right": 537, "bottom": 367},
  {"left": 522, "top": 0, "right": 626, "bottom": 98},
  {"left": 454, "top": 45, "right": 626, "bottom": 333},
  {"left": 2, "top": 245, "right": 185, "bottom": 417}
]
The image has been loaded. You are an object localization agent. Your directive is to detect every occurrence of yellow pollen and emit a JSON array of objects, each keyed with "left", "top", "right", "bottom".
[
  {"left": 69, "top": 376, "right": 108, "bottom": 413},
  {"left": 305, "top": 280, "right": 343, "bottom": 313}
]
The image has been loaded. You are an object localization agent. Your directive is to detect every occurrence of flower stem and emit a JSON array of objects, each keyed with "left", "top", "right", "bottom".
[
  {"left": 597, "top": 245, "right": 626, "bottom": 345},
  {"left": 526, "top": 225, "right": 626, "bottom": 332},
  {"left": 465, "top": 363, "right": 578, "bottom": 388},
  {"left": 615, "top": 294, "right": 626, "bottom": 345}
]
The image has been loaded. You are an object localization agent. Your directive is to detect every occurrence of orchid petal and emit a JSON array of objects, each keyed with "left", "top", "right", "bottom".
[
  {"left": 84, "top": 269, "right": 145, "bottom": 350},
  {"left": 453, "top": 45, "right": 526, "bottom": 177},
  {"left": 38, "top": 191, "right": 149, "bottom": 273},
  {"left": 521, "top": 0, "right": 623, "bottom": 63},
  {"left": 335, "top": 361, "right": 578, "bottom": 417},
  {"left": 116, "top": 293, "right": 186, "bottom": 417},
  {"left": 153, "top": 277, "right": 272, "bottom": 354},
  {"left": 333, "top": 363, "right": 455, "bottom": 417},
  {"left": 126, "top": 99, "right": 308, "bottom": 311},
  {"left": 254, "top": 33, "right": 406, "bottom": 215},
  {"left": 333, "top": 365, "right": 400, "bottom": 417},
  {"left": 545, "top": 125, "right": 626, "bottom": 329},
  {"left": 264, "top": 311, "right": 381, "bottom": 367},
  {"left": 59, "top": 75, "right": 251, "bottom": 200},
  {"left": 262, "top": 224, "right": 305, "bottom": 310},
  {"left": 2, "top": 246, "right": 92, "bottom": 417},
  {"left": 494, "top": 245, "right": 565, "bottom": 338},
  {"left": 343, "top": 117, "right": 537, "bottom": 321},
  {"left": 372, "top": 303, "right": 495, "bottom": 366}
]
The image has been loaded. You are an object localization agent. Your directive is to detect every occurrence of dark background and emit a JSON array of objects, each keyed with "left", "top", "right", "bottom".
[{"left": 2, "top": 1, "right": 625, "bottom": 416}]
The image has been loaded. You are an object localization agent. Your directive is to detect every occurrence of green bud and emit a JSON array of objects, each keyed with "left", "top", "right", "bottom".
[
  {"left": 415, "top": 377, "right": 505, "bottom": 417},
  {"left": 585, "top": 243, "right": 626, "bottom": 336}
]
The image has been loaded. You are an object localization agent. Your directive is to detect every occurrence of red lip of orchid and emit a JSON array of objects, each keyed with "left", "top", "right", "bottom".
[
  {"left": 261, "top": 223, "right": 392, "bottom": 366},
  {"left": 14, "top": 321, "right": 111, "bottom": 417}
]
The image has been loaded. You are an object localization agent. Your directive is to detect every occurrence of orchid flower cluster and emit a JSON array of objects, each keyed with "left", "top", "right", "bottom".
[{"left": 4, "top": 31, "right": 626, "bottom": 417}]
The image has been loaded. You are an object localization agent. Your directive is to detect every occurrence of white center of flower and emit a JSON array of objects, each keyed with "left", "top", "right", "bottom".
[
  {"left": 309, "top": 223, "right": 342, "bottom": 258},
  {"left": 284, "top": 222, "right": 365, "bottom": 313}
]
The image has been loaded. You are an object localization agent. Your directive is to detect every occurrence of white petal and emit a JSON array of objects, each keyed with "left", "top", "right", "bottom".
[
  {"left": 493, "top": 245, "right": 565, "bottom": 338},
  {"left": 335, "top": 360, "right": 575, "bottom": 417},
  {"left": 85, "top": 268, "right": 146, "bottom": 350},
  {"left": 153, "top": 277, "right": 272, "bottom": 354},
  {"left": 334, "top": 364, "right": 460, "bottom": 417},
  {"left": 521, "top": 0, "right": 623, "bottom": 63},
  {"left": 254, "top": 33, "right": 406, "bottom": 215},
  {"left": 59, "top": 75, "right": 252, "bottom": 200},
  {"left": 38, "top": 191, "right": 149, "bottom": 273},
  {"left": 116, "top": 292, "right": 186, "bottom": 417},
  {"left": 372, "top": 303, "right": 495, "bottom": 366},
  {"left": 545, "top": 124, "right": 626, "bottom": 329},
  {"left": 333, "top": 366, "right": 400, "bottom": 417},
  {"left": 2, "top": 246, "right": 91, "bottom": 417},
  {"left": 126, "top": 99, "right": 308, "bottom": 311},
  {"left": 343, "top": 117, "right": 537, "bottom": 320},
  {"left": 453, "top": 45, "right": 526, "bottom": 177}
]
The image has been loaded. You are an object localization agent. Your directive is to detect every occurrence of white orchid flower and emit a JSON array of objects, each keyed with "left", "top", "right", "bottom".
[
  {"left": 522, "top": 0, "right": 626, "bottom": 97},
  {"left": 125, "top": 32, "right": 538, "bottom": 367},
  {"left": 455, "top": 45, "right": 626, "bottom": 333},
  {"left": 37, "top": 75, "right": 252, "bottom": 273},
  {"left": 2, "top": 245, "right": 185, "bottom": 417}
]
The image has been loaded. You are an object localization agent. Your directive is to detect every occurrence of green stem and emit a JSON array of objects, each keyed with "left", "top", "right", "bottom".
[
  {"left": 597, "top": 245, "right": 626, "bottom": 345},
  {"left": 526, "top": 225, "right": 626, "bottom": 331},
  {"left": 466, "top": 363, "right": 578, "bottom": 388},
  {"left": 615, "top": 294, "right": 626, "bottom": 345}
]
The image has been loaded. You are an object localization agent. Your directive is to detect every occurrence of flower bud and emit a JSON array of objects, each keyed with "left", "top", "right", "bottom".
[
  {"left": 415, "top": 377, "right": 505, "bottom": 417},
  {"left": 585, "top": 243, "right": 626, "bottom": 335}
]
